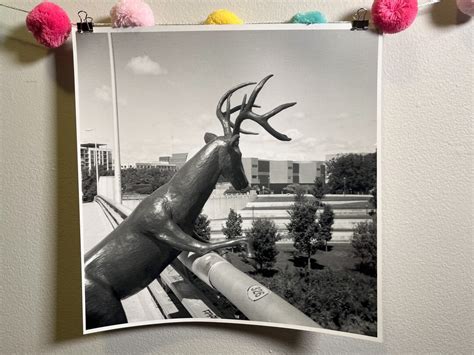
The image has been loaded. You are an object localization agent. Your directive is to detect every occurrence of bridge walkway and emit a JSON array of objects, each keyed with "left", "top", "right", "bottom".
[{"left": 82, "top": 201, "right": 226, "bottom": 324}]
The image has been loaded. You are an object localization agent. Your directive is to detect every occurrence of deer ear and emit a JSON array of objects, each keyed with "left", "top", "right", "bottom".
[{"left": 204, "top": 132, "right": 217, "bottom": 143}]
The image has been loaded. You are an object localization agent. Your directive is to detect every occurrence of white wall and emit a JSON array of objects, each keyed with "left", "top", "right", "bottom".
[
  {"left": 1, "top": 1, "right": 472, "bottom": 354},
  {"left": 270, "top": 160, "right": 292, "bottom": 183},
  {"left": 202, "top": 193, "right": 257, "bottom": 220},
  {"left": 97, "top": 176, "right": 115, "bottom": 201},
  {"left": 298, "top": 162, "right": 317, "bottom": 184}
]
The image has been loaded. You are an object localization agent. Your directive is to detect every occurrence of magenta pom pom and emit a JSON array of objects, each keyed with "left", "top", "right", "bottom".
[
  {"left": 372, "top": 0, "right": 418, "bottom": 34},
  {"left": 110, "top": 0, "right": 155, "bottom": 28},
  {"left": 25, "top": 2, "right": 71, "bottom": 48},
  {"left": 456, "top": 0, "right": 474, "bottom": 17}
]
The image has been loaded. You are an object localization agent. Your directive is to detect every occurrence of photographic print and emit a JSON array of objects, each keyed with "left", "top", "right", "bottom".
[{"left": 73, "top": 25, "right": 381, "bottom": 339}]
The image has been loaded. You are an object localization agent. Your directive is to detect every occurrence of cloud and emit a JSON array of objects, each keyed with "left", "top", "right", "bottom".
[
  {"left": 93, "top": 85, "right": 127, "bottom": 105},
  {"left": 126, "top": 55, "right": 167, "bottom": 75},
  {"left": 241, "top": 126, "right": 376, "bottom": 162}
]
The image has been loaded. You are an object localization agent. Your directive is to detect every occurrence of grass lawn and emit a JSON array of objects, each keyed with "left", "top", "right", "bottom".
[{"left": 227, "top": 243, "right": 359, "bottom": 275}]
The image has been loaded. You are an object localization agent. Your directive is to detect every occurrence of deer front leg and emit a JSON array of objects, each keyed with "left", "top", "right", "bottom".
[{"left": 159, "top": 219, "right": 247, "bottom": 255}]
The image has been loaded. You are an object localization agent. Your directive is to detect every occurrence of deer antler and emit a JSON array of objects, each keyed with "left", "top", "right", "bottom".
[
  {"left": 216, "top": 82, "right": 261, "bottom": 136},
  {"left": 232, "top": 75, "right": 296, "bottom": 141}
]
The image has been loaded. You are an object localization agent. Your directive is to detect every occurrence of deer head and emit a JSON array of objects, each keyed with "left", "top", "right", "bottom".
[{"left": 204, "top": 74, "right": 296, "bottom": 191}]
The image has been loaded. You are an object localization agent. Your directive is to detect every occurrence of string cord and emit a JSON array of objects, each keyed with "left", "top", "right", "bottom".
[
  {"left": 0, "top": 0, "right": 443, "bottom": 26},
  {"left": 0, "top": 3, "right": 29, "bottom": 13}
]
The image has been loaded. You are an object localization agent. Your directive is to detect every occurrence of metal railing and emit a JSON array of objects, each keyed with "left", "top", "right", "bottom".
[{"left": 95, "top": 194, "right": 319, "bottom": 328}]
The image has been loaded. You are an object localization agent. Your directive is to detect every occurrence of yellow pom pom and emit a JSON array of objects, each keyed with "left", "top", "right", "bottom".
[{"left": 204, "top": 9, "right": 243, "bottom": 25}]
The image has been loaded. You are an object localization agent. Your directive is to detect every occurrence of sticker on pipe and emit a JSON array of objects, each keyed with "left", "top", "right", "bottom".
[{"left": 247, "top": 285, "right": 271, "bottom": 301}]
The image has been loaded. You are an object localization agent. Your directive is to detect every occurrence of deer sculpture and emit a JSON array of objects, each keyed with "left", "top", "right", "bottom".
[{"left": 84, "top": 74, "right": 296, "bottom": 329}]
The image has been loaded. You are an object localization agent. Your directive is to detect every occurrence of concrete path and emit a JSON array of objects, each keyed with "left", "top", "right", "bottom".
[{"left": 82, "top": 202, "right": 113, "bottom": 254}]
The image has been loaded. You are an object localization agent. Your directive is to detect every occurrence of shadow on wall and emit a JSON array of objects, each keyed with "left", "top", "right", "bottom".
[
  {"left": 91, "top": 321, "right": 312, "bottom": 353},
  {"left": 53, "top": 41, "right": 84, "bottom": 342},
  {"left": 2, "top": 24, "right": 48, "bottom": 63},
  {"left": 429, "top": 0, "right": 471, "bottom": 26},
  {"left": 1, "top": 23, "right": 83, "bottom": 342}
]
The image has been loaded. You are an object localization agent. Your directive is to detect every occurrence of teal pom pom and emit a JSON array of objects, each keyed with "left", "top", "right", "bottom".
[{"left": 290, "top": 11, "right": 327, "bottom": 24}]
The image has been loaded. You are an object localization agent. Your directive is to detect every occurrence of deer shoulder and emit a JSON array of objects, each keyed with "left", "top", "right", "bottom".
[{"left": 127, "top": 190, "right": 174, "bottom": 235}]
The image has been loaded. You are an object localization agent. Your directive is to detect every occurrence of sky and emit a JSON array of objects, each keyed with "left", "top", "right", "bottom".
[{"left": 76, "top": 28, "right": 379, "bottom": 165}]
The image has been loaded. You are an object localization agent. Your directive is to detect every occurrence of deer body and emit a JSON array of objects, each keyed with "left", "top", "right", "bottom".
[{"left": 84, "top": 75, "right": 295, "bottom": 330}]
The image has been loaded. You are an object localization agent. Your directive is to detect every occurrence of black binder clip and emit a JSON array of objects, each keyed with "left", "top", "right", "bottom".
[
  {"left": 77, "top": 10, "right": 94, "bottom": 33},
  {"left": 351, "top": 8, "right": 369, "bottom": 31}
]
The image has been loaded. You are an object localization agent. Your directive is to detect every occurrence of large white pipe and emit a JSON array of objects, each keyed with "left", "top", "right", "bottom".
[{"left": 178, "top": 252, "right": 319, "bottom": 328}]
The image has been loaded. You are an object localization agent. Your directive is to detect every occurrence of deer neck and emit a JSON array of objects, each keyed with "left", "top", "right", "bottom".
[{"left": 167, "top": 142, "right": 222, "bottom": 223}]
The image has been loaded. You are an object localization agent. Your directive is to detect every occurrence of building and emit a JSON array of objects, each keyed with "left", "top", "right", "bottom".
[
  {"left": 242, "top": 158, "right": 326, "bottom": 193},
  {"left": 135, "top": 161, "right": 178, "bottom": 172},
  {"left": 80, "top": 143, "right": 112, "bottom": 172},
  {"left": 159, "top": 153, "right": 188, "bottom": 169},
  {"left": 298, "top": 161, "right": 326, "bottom": 184},
  {"left": 121, "top": 164, "right": 136, "bottom": 169},
  {"left": 170, "top": 153, "right": 188, "bottom": 169},
  {"left": 241, "top": 158, "right": 259, "bottom": 185}
]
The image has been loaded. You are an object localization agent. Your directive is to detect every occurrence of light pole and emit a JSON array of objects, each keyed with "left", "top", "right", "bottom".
[
  {"left": 85, "top": 129, "right": 99, "bottom": 192},
  {"left": 343, "top": 176, "right": 346, "bottom": 195},
  {"left": 108, "top": 32, "right": 122, "bottom": 204}
]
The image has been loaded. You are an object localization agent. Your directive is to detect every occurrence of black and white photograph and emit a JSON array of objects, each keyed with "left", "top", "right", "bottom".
[{"left": 73, "top": 25, "right": 381, "bottom": 339}]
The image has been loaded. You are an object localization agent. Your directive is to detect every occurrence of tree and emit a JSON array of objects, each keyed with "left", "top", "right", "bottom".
[
  {"left": 318, "top": 204, "right": 335, "bottom": 251},
  {"left": 287, "top": 194, "right": 320, "bottom": 270},
  {"left": 82, "top": 167, "right": 97, "bottom": 202},
  {"left": 293, "top": 184, "right": 307, "bottom": 203},
  {"left": 224, "top": 185, "right": 251, "bottom": 195},
  {"left": 351, "top": 219, "right": 377, "bottom": 276},
  {"left": 326, "top": 153, "right": 376, "bottom": 194},
  {"left": 283, "top": 183, "right": 307, "bottom": 195},
  {"left": 193, "top": 214, "right": 211, "bottom": 242},
  {"left": 247, "top": 219, "right": 279, "bottom": 272},
  {"left": 81, "top": 164, "right": 112, "bottom": 202},
  {"left": 222, "top": 209, "right": 243, "bottom": 251},
  {"left": 312, "top": 177, "right": 327, "bottom": 201},
  {"left": 121, "top": 168, "right": 175, "bottom": 194}
]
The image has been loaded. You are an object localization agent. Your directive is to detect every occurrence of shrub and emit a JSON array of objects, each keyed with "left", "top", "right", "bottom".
[
  {"left": 311, "top": 177, "right": 327, "bottom": 201},
  {"left": 193, "top": 214, "right": 211, "bottom": 242},
  {"left": 224, "top": 186, "right": 251, "bottom": 195},
  {"left": 247, "top": 219, "right": 279, "bottom": 272},
  {"left": 352, "top": 220, "right": 377, "bottom": 276},
  {"left": 222, "top": 209, "right": 243, "bottom": 252},
  {"left": 253, "top": 268, "right": 377, "bottom": 336}
]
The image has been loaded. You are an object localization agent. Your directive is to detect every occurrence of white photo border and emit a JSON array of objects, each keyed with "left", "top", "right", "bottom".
[{"left": 72, "top": 24, "right": 383, "bottom": 341}]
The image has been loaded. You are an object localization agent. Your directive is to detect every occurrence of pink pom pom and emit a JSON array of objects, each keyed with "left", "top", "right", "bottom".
[
  {"left": 110, "top": 0, "right": 155, "bottom": 28},
  {"left": 25, "top": 2, "right": 72, "bottom": 48},
  {"left": 372, "top": 0, "right": 418, "bottom": 34},
  {"left": 456, "top": 0, "right": 474, "bottom": 17}
]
